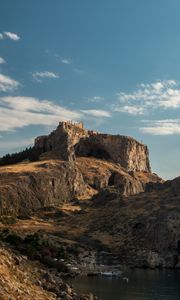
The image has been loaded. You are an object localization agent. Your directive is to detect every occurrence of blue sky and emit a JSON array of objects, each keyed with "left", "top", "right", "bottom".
[{"left": 1, "top": 0, "right": 180, "bottom": 179}]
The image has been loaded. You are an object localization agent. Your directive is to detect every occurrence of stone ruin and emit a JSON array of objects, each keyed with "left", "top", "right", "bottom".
[{"left": 34, "top": 121, "right": 151, "bottom": 172}]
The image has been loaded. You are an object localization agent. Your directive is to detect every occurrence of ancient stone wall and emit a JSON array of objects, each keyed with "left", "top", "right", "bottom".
[
  {"left": 34, "top": 121, "right": 151, "bottom": 172},
  {"left": 35, "top": 121, "right": 90, "bottom": 161}
]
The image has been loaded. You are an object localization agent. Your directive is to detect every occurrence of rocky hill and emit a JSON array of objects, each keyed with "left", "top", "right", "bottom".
[
  {"left": 0, "top": 121, "right": 179, "bottom": 298},
  {"left": 35, "top": 121, "right": 151, "bottom": 172},
  {"left": 0, "top": 121, "right": 161, "bottom": 218}
]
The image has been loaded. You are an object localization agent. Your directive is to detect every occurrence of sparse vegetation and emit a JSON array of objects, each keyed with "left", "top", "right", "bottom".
[
  {"left": 0, "top": 146, "right": 44, "bottom": 166},
  {"left": 0, "top": 216, "right": 17, "bottom": 225}
]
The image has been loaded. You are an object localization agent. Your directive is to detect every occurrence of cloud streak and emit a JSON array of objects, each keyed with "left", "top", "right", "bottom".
[
  {"left": 0, "top": 96, "right": 82, "bottom": 132},
  {"left": 61, "top": 58, "right": 72, "bottom": 64},
  {"left": 0, "top": 96, "right": 111, "bottom": 132},
  {"left": 114, "top": 105, "right": 145, "bottom": 115},
  {"left": 32, "top": 71, "right": 59, "bottom": 82},
  {"left": 0, "top": 74, "right": 20, "bottom": 92},
  {"left": 114, "top": 80, "right": 180, "bottom": 115},
  {"left": 0, "top": 57, "right": 5, "bottom": 64},
  {"left": 81, "top": 109, "right": 111, "bottom": 117},
  {"left": 140, "top": 119, "right": 180, "bottom": 135},
  {"left": 1, "top": 32, "right": 20, "bottom": 41}
]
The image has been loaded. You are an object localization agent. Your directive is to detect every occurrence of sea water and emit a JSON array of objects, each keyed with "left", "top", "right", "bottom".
[{"left": 72, "top": 269, "right": 180, "bottom": 300}]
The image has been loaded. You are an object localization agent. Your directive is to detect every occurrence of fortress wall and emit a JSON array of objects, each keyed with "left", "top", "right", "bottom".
[{"left": 34, "top": 121, "right": 151, "bottom": 172}]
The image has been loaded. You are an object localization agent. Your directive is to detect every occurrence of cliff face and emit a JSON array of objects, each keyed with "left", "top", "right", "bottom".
[
  {"left": 34, "top": 121, "right": 89, "bottom": 162},
  {"left": 0, "top": 122, "right": 159, "bottom": 218},
  {"left": 0, "top": 243, "right": 96, "bottom": 300},
  {"left": 76, "top": 157, "right": 160, "bottom": 197},
  {"left": 35, "top": 121, "right": 151, "bottom": 172},
  {"left": 75, "top": 134, "right": 150, "bottom": 172},
  {"left": 85, "top": 178, "right": 180, "bottom": 269},
  {"left": 0, "top": 121, "right": 179, "bottom": 272},
  {"left": 0, "top": 160, "right": 86, "bottom": 217}
]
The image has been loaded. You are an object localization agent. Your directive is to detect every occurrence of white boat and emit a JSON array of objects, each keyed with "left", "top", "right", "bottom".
[{"left": 101, "top": 271, "right": 122, "bottom": 277}]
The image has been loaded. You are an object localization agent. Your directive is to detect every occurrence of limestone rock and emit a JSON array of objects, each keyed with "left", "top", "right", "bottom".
[
  {"left": 35, "top": 121, "right": 151, "bottom": 172},
  {"left": 0, "top": 160, "right": 86, "bottom": 217},
  {"left": 76, "top": 157, "right": 161, "bottom": 196}
]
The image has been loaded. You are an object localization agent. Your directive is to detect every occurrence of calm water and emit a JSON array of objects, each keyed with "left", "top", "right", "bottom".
[{"left": 72, "top": 270, "right": 180, "bottom": 300}]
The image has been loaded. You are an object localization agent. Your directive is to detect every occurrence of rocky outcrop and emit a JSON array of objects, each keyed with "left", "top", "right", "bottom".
[
  {"left": 84, "top": 179, "right": 180, "bottom": 269},
  {"left": 35, "top": 121, "right": 151, "bottom": 172},
  {"left": 0, "top": 242, "right": 97, "bottom": 299},
  {"left": 75, "top": 134, "right": 150, "bottom": 172},
  {"left": 35, "top": 121, "right": 90, "bottom": 162},
  {"left": 0, "top": 160, "right": 86, "bottom": 217},
  {"left": 0, "top": 244, "right": 57, "bottom": 300},
  {"left": 0, "top": 122, "right": 161, "bottom": 218},
  {"left": 26, "top": 175, "right": 178, "bottom": 270},
  {"left": 76, "top": 157, "right": 161, "bottom": 196},
  {"left": 1, "top": 116, "right": 180, "bottom": 300}
]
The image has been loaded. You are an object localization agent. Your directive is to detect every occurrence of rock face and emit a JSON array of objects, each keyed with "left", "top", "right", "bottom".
[
  {"left": 48, "top": 179, "right": 179, "bottom": 269},
  {"left": 0, "top": 242, "right": 97, "bottom": 299},
  {"left": 35, "top": 121, "right": 89, "bottom": 162},
  {"left": 76, "top": 157, "right": 161, "bottom": 197},
  {"left": 0, "top": 121, "right": 160, "bottom": 218},
  {"left": 35, "top": 121, "right": 151, "bottom": 172},
  {"left": 0, "top": 160, "right": 86, "bottom": 217},
  {"left": 84, "top": 177, "right": 180, "bottom": 269},
  {"left": 75, "top": 134, "right": 150, "bottom": 172},
  {"left": 0, "top": 244, "right": 57, "bottom": 300},
  {"left": 0, "top": 120, "right": 179, "bottom": 274}
]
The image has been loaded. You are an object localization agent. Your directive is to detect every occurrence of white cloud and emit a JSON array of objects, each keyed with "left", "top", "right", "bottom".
[
  {"left": 32, "top": 71, "right": 59, "bottom": 82},
  {"left": 114, "top": 80, "right": 180, "bottom": 115},
  {"left": 0, "top": 34, "right": 3, "bottom": 40},
  {"left": 0, "top": 95, "right": 112, "bottom": 132},
  {"left": 3, "top": 32, "right": 20, "bottom": 41},
  {"left": 0, "top": 73, "right": 20, "bottom": 92},
  {"left": 0, "top": 57, "right": 5, "bottom": 64},
  {"left": 0, "top": 96, "right": 82, "bottom": 132},
  {"left": 140, "top": 119, "right": 180, "bottom": 135},
  {"left": 61, "top": 59, "right": 72, "bottom": 64},
  {"left": 114, "top": 105, "right": 145, "bottom": 115},
  {"left": 81, "top": 109, "right": 111, "bottom": 117}
]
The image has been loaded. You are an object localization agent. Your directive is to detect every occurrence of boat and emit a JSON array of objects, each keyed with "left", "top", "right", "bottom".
[{"left": 101, "top": 271, "right": 122, "bottom": 277}]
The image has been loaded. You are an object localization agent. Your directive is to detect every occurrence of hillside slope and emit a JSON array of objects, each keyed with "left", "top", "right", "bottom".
[{"left": 0, "top": 120, "right": 179, "bottom": 287}]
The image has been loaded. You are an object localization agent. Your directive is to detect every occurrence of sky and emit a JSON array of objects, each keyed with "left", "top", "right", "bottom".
[{"left": 1, "top": 0, "right": 180, "bottom": 179}]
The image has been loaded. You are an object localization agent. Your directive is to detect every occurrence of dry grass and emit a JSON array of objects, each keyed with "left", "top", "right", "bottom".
[
  {"left": 0, "top": 160, "right": 63, "bottom": 174},
  {"left": 0, "top": 246, "right": 56, "bottom": 300}
]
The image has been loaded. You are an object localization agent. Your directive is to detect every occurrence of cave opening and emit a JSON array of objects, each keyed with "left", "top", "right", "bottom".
[
  {"left": 108, "top": 172, "right": 117, "bottom": 186},
  {"left": 52, "top": 178, "right": 55, "bottom": 188},
  {"left": 86, "top": 147, "right": 111, "bottom": 160},
  {"left": 75, "top": 141, "right": 111, "bottom": 160}
]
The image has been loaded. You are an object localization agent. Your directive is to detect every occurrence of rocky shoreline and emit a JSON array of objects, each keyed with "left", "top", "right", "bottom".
[{"left": 0, "top": 240, "right": 98, "bottom": 300}]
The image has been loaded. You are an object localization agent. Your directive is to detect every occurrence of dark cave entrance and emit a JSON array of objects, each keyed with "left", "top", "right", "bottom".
[
  {"left": 75, "top": 141, "right": 111, "bottom": 160},
  {"left": 108, "top": 172, "right": 117, "bottom": 186},
  {"left": 86, "top": 147, "right": 111, "bottom": 160}
]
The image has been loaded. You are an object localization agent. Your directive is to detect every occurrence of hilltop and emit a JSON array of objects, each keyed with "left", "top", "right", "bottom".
[
  {"left": 0, "top": 121, "right": 180, "bottom": 298},
  {"left": 0, "top": 121, "right": 161, "bottom": 217}
]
